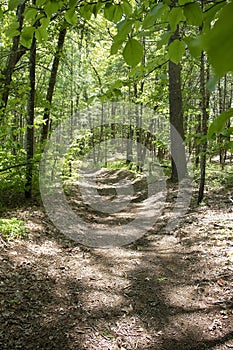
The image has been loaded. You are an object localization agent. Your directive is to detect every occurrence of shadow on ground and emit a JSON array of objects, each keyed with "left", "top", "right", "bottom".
[{"left": 1, "top": 221, "right": 233, "bottom": 349}]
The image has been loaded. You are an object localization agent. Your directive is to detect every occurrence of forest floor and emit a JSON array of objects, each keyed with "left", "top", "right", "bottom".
[{"left": 0, "top": 168, "right": 233, "bottom": 350}]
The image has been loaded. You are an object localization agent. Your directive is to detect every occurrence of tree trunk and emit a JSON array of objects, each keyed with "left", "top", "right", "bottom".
[
  {"left": 0, "top": 2, "right": 26, "bottom": 121},
  {"left": 168, "top": 28, "right": 187, "bottom": 180},
  {"left": 25, "top": 34, "right": 36, "bottom": 198},
  {"left": 197, "top": 52, "right": 209, "bottom": 204},
  {"left": 40, "top": 25, "right": 67, "bottom": 144}
]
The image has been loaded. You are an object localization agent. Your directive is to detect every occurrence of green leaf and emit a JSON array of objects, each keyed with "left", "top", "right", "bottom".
[
  {"left": 123, "top": 38, "right": 143, "bottom": 67},
  {"left": 113, "top": 5, "right": 123, "bottom": 23},
  {"left": 111, "top": 40, "right": 123, "bottom": 55},
  {"left": 40, "top": 17, "right": 50, "bottom": 28},
  {"left": 104, "top": 3, "right": 123, "bottom": 23},
  {"left": 203, "top": 1, "right": 225, "bottom": 32},
  {"left": 24, "top": 7, "right": 38, "bottom": 21},
  {"left": 65, "top": 8, "right": 77, "bottom": 25},
  {"left": 111, "top": 19, "right": 132, "bottom": 53},
  {"left": 143, "top": 3, "right": 168, "bottom": 29},
  {"left": 201, "top": 2, "right": 233, "bottom": 77},
  {"left": 168, "top": 7, "right": 185, "bottom": 31},
  {"left": 79, "top": 4, "right": 92, "bottom": 20},
  {"left": 104, "top": 3, "right": 115, "bottom": 21},
  {"left": 5, "top": 22, "right": 19, "bottom": 38},
  {"left": 92, "top": 3, "right": 103, "bottom": 17},
  {"left": 121, "top": 0, "right": 132, "bottom": 16},
  {"left": 21, "top": 26, "right": 35, "bottom": 41},
  {"left": 35, "top": 26, "right": 48, "bottom": 42},
  {"left": 21, "top": 26, "right": 35, "bottom": 48},
  {"left": 116, "top": 19, "right": 132, "bottom": 40},
  {"left": 168, "top": 39, "right": 185, "bottom": 64},
  {"left": 183, "top": 2, "right": 203, "bottom": 26},
  {"left": 0, "top": 6, "right": 3, "bottom": 18},
  {"left": 157, "top": 277, "right": 167, "bottom": 283},
  {"left": 208, "top": 108, "right": 233, "bottom": 137},
  {"left": 44, "top": 1, "right": 61, "bottom": 17},
  {"left": 8, "top": 0, "right": 19, "bottom": 11},
  {"left": 36, "top": 0, "right": 46, "bottom": 6},
  {"left": 222, "top": 127, "right": 233, "bottom": 137}
]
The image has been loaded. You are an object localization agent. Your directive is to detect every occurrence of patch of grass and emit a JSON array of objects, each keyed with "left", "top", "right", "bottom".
[
  {"left": 104, "top": 159, "right": 143, "bottom": 177},
  {"left": 0, "top": 218, "right": 27, "bottom": 241},
  {"left": 193, "top": 162, "right": 233, "bottom": 189}
]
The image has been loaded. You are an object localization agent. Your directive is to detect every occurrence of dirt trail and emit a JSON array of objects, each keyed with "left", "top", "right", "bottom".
[{"left": 0, "top": 171, "right": 233, "bottom": 349}]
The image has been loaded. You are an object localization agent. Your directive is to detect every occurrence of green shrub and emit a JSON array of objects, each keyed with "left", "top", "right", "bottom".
[{"left": 0, "top": 218, "right": 27, "bottom": 241}]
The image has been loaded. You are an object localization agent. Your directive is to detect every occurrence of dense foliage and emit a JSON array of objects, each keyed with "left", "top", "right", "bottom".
[{"left": 0, "top": 0, "right": 232, "bottom": 199}]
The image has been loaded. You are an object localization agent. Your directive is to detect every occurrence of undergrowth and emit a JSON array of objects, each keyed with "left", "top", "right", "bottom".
[{"left": 0, "top": 218, "right": 27, "bottom": 241}]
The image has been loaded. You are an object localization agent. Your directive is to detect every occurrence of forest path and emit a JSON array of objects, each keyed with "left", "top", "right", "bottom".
[{"left": 0, "top": 171, "right": 233, "bottom": 349}]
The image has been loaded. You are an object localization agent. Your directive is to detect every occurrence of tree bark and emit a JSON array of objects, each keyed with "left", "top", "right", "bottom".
[
  {"left": 25, "top": 34, "right": 36, "bottom": 198},
  {"left": 0, "top": 2, "right": 27, "bottom": 121},
  {"left": 197, "top": 52, "right": 209, "bottom": 204},
  {"left": 40, "top": 25, "right": 67, "bottom": 144},
  {"left": 168, "top": 28, "right": 187, "bottom": 180}
]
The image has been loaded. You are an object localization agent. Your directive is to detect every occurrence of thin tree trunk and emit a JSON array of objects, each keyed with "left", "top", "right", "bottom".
[
  {"left": 218, "top": 79, "right": 224, "bottom": 167},
  {"left": 197, "top": 52, "right": 209, "bottom": 204},
  {"left": 195, "top": 113, "right": 201, "bottom": 167},
  {"left": 222, "top": 75, "right": 228, "bottom": 165},
  {"left": 40, "top": 25, "right": 67, "bottom": 144},
  {"left": 25, "top": 34, "right": 36, "bottom": 198}
]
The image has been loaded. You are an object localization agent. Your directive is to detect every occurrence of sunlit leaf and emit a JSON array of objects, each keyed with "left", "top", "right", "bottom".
[
  {"left": 65, "top": 8, "right": 77, "bottom": 25},
  {"left": 168, "top": 7, "right": 185, "bottom": 31},
  {"left": 123, "top": 38, "right": 143, "bottom": 67},
  {"left": 40, "top": 17, "right": 50, "bottom": 28},
  {"left": 80, "top": 4, "right": 92, "bottom": 20},
  {"left": 104, "top": 3, "right": 123, "bottom": 23},
  {"left": 113, "top": 5, "right": 123, "bottom": 23},
  {"left": 143, "top": 3, "right": 168, "bottom": 29},
  {"left": 208, "top": 108, "right": 233, "bottom": 137},
  {"left": 168, "top": 39, "right": 185, "bottom": 64},
  {"left": 24, "top": 7, "right": 38, "bottom": 21},
  {"left": 44, "top": 0, "right": 61, "bottom": 17},
  {"left": 122, "top": 0, "right": 132, "bottom": 16},
  {"left": 5, "top": 22, "right": 19, "bottom": 38},
  {"left": 35, "top": 26, "right": 48, "bottom": 42},
  {"left": 21, "top": 26, "right": 35, "bottom": 48}
]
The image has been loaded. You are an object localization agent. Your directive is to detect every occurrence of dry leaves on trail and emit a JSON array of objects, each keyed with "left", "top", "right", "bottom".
[{"left": 0, "top": 177, "right": 233, "bottom": 349}]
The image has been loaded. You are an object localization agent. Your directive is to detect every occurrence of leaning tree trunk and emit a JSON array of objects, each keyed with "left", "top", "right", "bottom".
[
  {"left": 168, "top": 28, "right": 187, "bottom": 180},
  {"left": 25, "top": 34, "right": 36, "bottom": 198}
]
